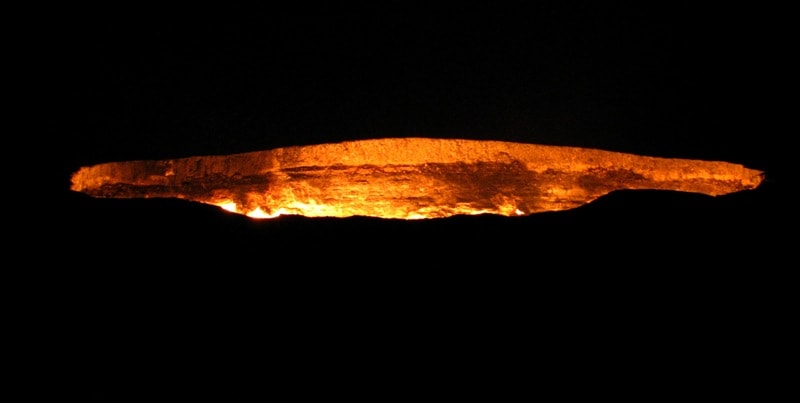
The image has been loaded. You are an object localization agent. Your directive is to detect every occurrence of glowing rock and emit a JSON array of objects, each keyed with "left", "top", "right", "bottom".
[{"left": 70, "top": 138, "right": 764, "bottom": 219}]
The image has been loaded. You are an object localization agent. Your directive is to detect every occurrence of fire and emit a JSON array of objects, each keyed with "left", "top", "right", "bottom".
[
  {"left": 218, "top": 201, "right": 238, "bottom": 213},
  {"left": 70, "top": 138, "right": 764, "bottom": 220},
  {"left": 245, "top": 207, "right": 276, "bottom": 219}
]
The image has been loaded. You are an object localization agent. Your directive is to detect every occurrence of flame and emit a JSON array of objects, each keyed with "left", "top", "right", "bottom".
[
  {"left": 71, "top": 138, "right": 764, "bottom": 220},
  {"left": 245, "top": 207, "right": 276, "bottom": 219},
  {"left": 218, "top": 201, "right": 238, "bottom": 213}
]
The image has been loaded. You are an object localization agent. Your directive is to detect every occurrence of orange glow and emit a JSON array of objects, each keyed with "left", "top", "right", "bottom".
[{"left": 70, "top": 138, "right": 764, "bottom": 219}]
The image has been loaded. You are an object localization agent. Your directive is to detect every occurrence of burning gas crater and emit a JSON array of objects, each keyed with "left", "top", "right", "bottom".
[{"left": 71, "top": 138, "right": 764, "bottom": 219}]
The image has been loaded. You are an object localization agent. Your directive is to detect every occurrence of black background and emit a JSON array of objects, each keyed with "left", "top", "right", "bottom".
[{"left": 46, "top": 2, "right": 789, "bottom": 398}]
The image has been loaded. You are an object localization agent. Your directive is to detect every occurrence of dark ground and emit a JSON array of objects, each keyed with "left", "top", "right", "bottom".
[{"left": 40, "top": 2, "right": 790, "bottom": 398}]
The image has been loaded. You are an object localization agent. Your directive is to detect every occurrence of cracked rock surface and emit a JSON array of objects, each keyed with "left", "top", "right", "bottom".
[{"left": 71, "top": 138, "right": 764, "bottom": 219}]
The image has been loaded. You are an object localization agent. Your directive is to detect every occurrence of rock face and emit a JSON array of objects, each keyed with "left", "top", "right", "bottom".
[{"left": 70, "top": 137, "right": 764, "bottom": 219}]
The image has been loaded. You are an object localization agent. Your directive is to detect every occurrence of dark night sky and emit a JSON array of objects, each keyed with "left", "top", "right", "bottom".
[{"left": 48, "top": 3, "right": 789, "bottom": 397}]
